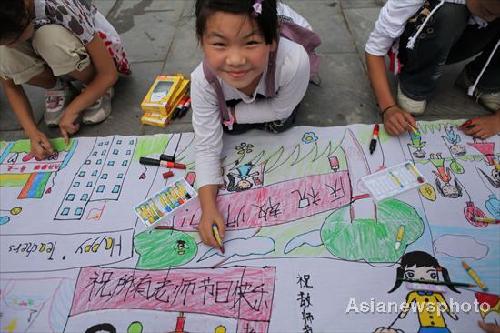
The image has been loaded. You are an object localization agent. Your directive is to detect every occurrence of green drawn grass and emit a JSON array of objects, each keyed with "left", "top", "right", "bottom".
[
  {"left": 133, "top": 135, "right": 169, "bottom": 160},
  {"left": 134, "top": 229, "right": 197, "bottom": 269},
  {"left": 10, "top": 138, "right": 72, "bottom": 153}
]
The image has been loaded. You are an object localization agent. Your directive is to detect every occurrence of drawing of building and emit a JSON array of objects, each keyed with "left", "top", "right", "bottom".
[{"left": 55, "top": 136, "right": 136, "bottom": 220}]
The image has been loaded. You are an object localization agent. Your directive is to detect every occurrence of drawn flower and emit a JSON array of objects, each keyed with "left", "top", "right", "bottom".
[
  {"left": 302, "top": 132, "right": 318, "bottom": 144},
  {"left": 235, "top": 142, "right": 254, "bottom": 155}
]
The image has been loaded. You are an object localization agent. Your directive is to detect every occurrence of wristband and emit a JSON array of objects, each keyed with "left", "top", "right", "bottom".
[{"left": 380, "top": 104, "right": 397, "bottom": 117}]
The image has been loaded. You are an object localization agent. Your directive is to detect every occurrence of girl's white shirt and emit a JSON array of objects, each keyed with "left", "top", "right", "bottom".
[
  {"left": 191, "top": 37, "right": 310, "bottom": 188},
  {"left": 364, "top": 0, "right": 489, "bottom": 56}
]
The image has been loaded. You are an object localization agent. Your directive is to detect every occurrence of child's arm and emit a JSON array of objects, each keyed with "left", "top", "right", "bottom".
[
  {"left": 1, "top": 78, "right": 55, "bottom": 159},
  {"left": 59, "top": 34, "right": 118, "bottom": 142},
  {"left": 365, "top": 53, "right": 416, "bottom": 136},
  {"left": 191, "top": 67, "right": 226, "bottom": 247},
  {"left": 198, "top": 185, "right": 225, "bottom": 247}
]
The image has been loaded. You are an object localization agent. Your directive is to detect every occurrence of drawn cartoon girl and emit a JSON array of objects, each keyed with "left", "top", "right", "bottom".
[
  {"left": 408, "top": 128, "right": 427, "bottom": 158},
  {"left": 226, "top": 162, "right": 261, "bottom": 192},
  {"left": 388, "top": 251, "right": 459, "bottom": 333},
  {"left": 442, "top": 126, "right": 465, "bottom": 157}
]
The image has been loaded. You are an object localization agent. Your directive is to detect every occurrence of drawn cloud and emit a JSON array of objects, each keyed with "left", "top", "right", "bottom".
[
  {"left": 198, "top": 236, "right": 275, "bottom": 261},
  {"left": 284, "top": 229, "right": 323, "bottom": 254},
  {"left": 434, "top": 235, "right": 489, "bottom": 260}
]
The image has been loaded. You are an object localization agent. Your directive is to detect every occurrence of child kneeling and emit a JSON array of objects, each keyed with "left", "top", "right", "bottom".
[{"left": 0, "top": 0, "right": 130, "bottom": 159}]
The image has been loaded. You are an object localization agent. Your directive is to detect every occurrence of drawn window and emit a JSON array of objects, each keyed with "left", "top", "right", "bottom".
[
  {"left": 86, "top": 181, "right": 93, "bottom": 187},
  {"left": 73, "top": 182, "right": 80, "bottom": 187},
  {"left": 75, "top": 207, "right": 83, "bottom": 216},
  {"left": 101, "top": 173, "right": 108, "bottom": 179},
  {"left": 122, "top": 160, "right": 128, "bottom": 167},
  {"left": 117, "top": 173, "right": 124, "bottom": 179},
  {"left": 105, "top": 141, "right": 109, "bottom": 146},
  {"left": 126, "top": 149, "right": 131, "bottom": 155},
  {"left": 92, "top": 170, "right": 98, "bottom": 177},
  {"left": 116, "top": 140, "right": 122, "bottom": 145},
  {"left": 96, "top": 159, "right": 102, "bottom": 165},
  {"left": 61, "top": 207, "right": 70, "bottom": 216},
  {"left": 129, "top": 140, "right": 134, "bottom": 145},
  {"left": 98, "top": 142, "right": 103, "bottom": 147},
  {"left": 81, "top": 193, "right": 89, "bottom": 201},
  {"left": 97, "top": 185, "right": 105, "bottom": 193},
  {"left": 107, "top": 160, "right": 115, "bottom": 166},
  {"left": 84, "top": 159, "right": 91, "bottom": 165},
  {"left": 112, "top": 185, "right": 121, "bottom": 193},
  {"left": 79, "top": 171, "right": 86, "bottom": 177},
  {"left": 113, "top": 149, "right": 119, "bottom": 155},
  {"left": 101, "top": 150, "right": 106, "bottom": 156},
  {"left": 92, "top": 151, "right": 98, "bottom": 156}
]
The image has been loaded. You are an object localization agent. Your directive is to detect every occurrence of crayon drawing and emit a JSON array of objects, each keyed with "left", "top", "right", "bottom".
[{"left": 0, "top": 121, "right": 498, "bottom": 332}]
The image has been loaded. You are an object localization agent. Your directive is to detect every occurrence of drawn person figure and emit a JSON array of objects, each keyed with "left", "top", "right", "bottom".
[
  {"left": 388, "top": 251, "right": 459, "bottom": 333},
  {"left": 429, "top": 153, "right": 462, "bottom": 198},
  {"left": 443, "top": 126, "right": 466, "bottom": 157},
  {"left": 408, "top": 128, "right": 426, "bottom": 158},
  {"left": 226, "top": 162, "right": 260, "bottom": 192}
]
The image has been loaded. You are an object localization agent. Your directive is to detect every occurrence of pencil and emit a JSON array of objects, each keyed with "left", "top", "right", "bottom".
[
  {"left": 397, "top": 277, "right": 477, "bottom": 289},
  {"left": 474, "top": 216, "right": 500, "bottom": 224}
]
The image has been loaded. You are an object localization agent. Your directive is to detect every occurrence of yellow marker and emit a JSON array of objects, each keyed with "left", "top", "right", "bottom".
[
  {"left": 462, "top": 261, "right": 487, "bottom": 291},
  {"left": 474, "top": 217, "right": 499, "bottom": 224},
  {"left": 212, "top": 224, "right": 225, "bottom": 254},
  {"left": 408, "top": 124, "right": 418, "bottom": 134},
  {"left": 395, "top": 226, "right": 405, "bottom": 250}
]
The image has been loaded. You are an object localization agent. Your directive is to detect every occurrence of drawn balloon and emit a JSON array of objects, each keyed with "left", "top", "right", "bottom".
[{"left": 419, "top": 183, "right": 436, "bottom": 201}]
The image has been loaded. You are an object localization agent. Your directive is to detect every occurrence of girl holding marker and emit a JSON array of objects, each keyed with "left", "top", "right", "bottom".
[{"left": 191, "top": 0, "right": 320, "bottom": 247}]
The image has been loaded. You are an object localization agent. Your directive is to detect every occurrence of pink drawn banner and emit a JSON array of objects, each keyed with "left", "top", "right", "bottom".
[
  {"left": 70, "top": 266, "right": 275, "bottom": 322},
  {"left": 172, "top": 171, "right": 351, "bottom": 231}
]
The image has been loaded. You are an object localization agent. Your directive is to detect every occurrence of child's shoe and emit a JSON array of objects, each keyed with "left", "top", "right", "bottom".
[
  {"left": 397, "top": 84, "right": 426, "bottom": 115},
  {"left": 455, "top": 69, "right": 500, "bottom": 111},
  {"left": 82, "top": 88, "right": 114, "bottom": 125},
  {"left": 44, "top": 80, "right": 77, "bottom": 127}
]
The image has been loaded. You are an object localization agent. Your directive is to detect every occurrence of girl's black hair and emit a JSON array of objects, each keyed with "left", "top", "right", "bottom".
[
  {"left": 195, "top": 0, "right": 278, "bottom": 45},
  {"left": 388, "top": 251, "right": 460, "bottom": 294},
  {"left": 0, "top": 0, "right": 30, "bottom": 43}
]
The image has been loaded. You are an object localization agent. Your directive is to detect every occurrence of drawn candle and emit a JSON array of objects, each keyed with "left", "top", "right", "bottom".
[{"left": 395, "top": 225, "right": 405, "bottom": 250}]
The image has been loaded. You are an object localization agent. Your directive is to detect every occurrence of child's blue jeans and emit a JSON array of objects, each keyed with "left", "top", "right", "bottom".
[{"left": 398, "top": 0, "right": 500, "bottom": 101}]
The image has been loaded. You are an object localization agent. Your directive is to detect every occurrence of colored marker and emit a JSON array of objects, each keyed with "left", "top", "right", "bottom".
[
  {"left": 405, "top": 162, "right": 425, "bottom": 184},
  {"left": 462, "top": 261, "right": 487, "bottom": 291},
  {"left": 395, "top": 225, "right": 405, "bottom": 250},
  {"left": 408, "top": 124, "right": 418, "bottom": 134},
  {"left": 398, "top": 278, "right": 478, "bottom": 289},
  {"left": 160, "top": 154, "right": 175, "bottom": 162},
  {"left": 139, "top": 157, "right": 186, "bottom": 169},
  {"left": 212, "top": 224, "right": 225, "bottom": 254},
  {"left": 155, "top": 225, "right": 174, "bottom": 230},
  {"left": 474, "top": 216, "right": 500, "bottom": 224},
  {"left": 369, "top": 124, "right": 379, "bottom": 155}
]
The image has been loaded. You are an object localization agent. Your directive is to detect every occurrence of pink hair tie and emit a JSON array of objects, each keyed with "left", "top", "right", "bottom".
[{"left": 253, "top": 0, "right": 263, "bottom": 16}]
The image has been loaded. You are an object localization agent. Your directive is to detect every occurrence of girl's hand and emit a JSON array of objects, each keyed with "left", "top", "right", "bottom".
[
  {"left": 383, "top": 106, "right": 416, "bottom": 136},
  {"left": 478, "top": 321, "right": 500, "bottom": 333},
  {"left": 59, "top": 109, "right": 80, "bottom": 144},
  {"left": 198, "top": 206, "right": 225, "bottom": 248},
  {"left": 27, "top": 130, "right": 54, "bottom": 160}
]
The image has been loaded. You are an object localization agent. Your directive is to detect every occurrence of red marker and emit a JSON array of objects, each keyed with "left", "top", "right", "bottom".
[
  {"left": 140, "top": 157, "right": 186, "bottom": 169},
  {"left": 459, "top": 118, "right": 479, "bottom": 130},
  {"left": 369, "top": 124, "right": 379, "bottom": 155}
]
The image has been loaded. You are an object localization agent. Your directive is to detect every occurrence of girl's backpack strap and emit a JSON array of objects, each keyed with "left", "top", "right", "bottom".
[
  {"left": 280, "top": 21, "right": 322, "bottom": 79},
  {"left": 203, "top": 60, "right": 231, "bottom": 124}
]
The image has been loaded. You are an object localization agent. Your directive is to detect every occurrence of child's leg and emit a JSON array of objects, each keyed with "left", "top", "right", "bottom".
[{"left": 397, "top": 1, "right": 469, "bottom": 101}]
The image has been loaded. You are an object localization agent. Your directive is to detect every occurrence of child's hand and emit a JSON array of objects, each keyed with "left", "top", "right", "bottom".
[
  {"left": 59, "top": 109, "right": 80, "bottom": 144},
  {"left": 478, "top": 321, "right": 500, "bottom": 333},
  {"left": 28, "top": 130, "right": 55, "bottom": 160},
  {"left": 198, "top": 207, "right": 225, "bottom": 248},
  {"left": 460, "top": 112, "right": 500, "bottom": 139},
  {"left": 383, "top": 106, "right": 416, "bottom": 136}
]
